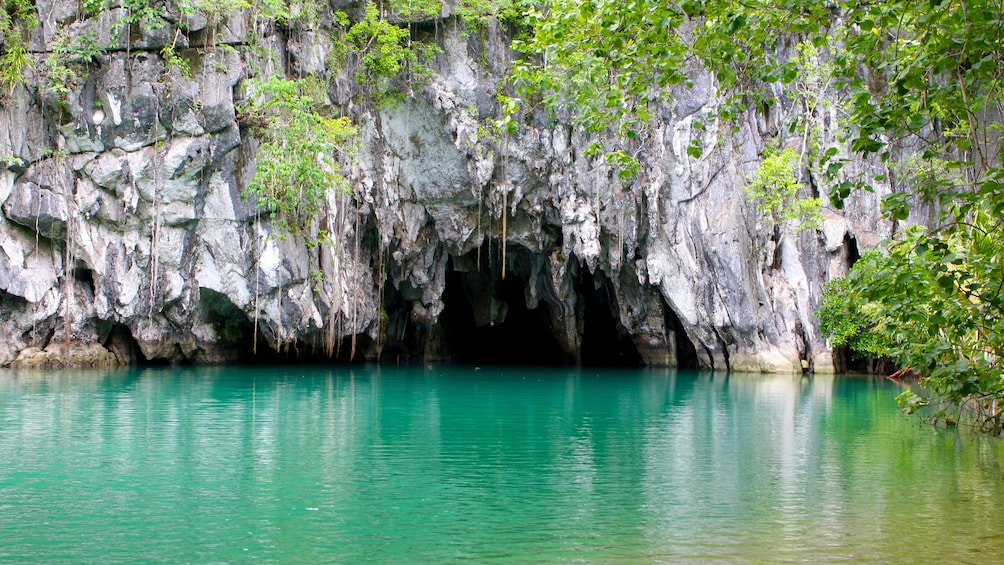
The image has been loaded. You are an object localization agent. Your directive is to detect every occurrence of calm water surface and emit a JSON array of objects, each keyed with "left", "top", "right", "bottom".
[{"left": 1, "top": 366, "right": 1002, "bottom": 563}]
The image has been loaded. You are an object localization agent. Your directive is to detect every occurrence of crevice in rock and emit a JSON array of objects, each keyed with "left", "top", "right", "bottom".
[
  {"left": 72, "top": 266, "right": 96, "bottom": 299},
  {"left": 831, "top": 233, "right": 866, "bottom": 373},
  {"left": 713, "top": 328, "right": 731, "bottom": 372},
  {"left": 38, "top": 327, "right": 56, "bottom": 351},
  {"left": 664, "top": 303, "right": 699, "bottom": 370},
  {"left": 376, "top": 283, "right": 425, "bottom": 364},
  {"left": 844, "top": 233, "right": 861, "bottom": 269},
  {"left": 698, "top": 339, "right": 716, "bottom": 371},
  {"left": 100, "top": 322, "right": 139, "bottom": 366},
  {"left": 576, "top": 268, "right": 643, "bottom": 367}
]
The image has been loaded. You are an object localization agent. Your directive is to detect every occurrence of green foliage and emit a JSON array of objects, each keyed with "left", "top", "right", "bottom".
[
  {"left": 388, "top": 0, "right": 440, "bottom": 22},
  {"left": 330, "top": 3, "right": 436, "bottom": 105},
  {"left": 0, "top": 154, "right": 24, "bottom": 168},
  {"left": 687, "top": 2, "right": 835, "bottom": 121},
  {"left": 255, "top": 0, "right": 291, "bottom": 23},
  {"left": 0, "top": 0, "right": 37, "bottom": 92},
  {"left": 817, "top": 252, "right": 896, "bottom": 360},
  {"left": 114, "top": 0, "right": 167, "bottom": 32},
  {"left": 0, "top": 39, "right": 30, "bottom": 92},
  {"left": 504, "top": 0, "right": 811, "bottom": 178},
  {"left": 584, "top": 141, "right": 640, "bottom": 181},
  {"left": 346, "top": 4, "right": 411, "bottom": 83},
  {"left": 455, "top": 0, "right": 534, "bottom": 30},
  {"left": 174, "top": 0, "right": 306, "bottom": 28},
  {"left": 161, "top": 44, "right": 191, "bottom": 78},
  {"left": 494, "top": 93, "right": 520, "bottom": 135},
  {"left": 242, "top": 76, "right": 358, "bottom": 241},
  {"left": 309, "top": 268, "right": 323, "bottom": 292},
  {"left": 177, "top": 0, "right": 250, "bottom": 28},
  {"left": 743, "top": 143, "right": 821, "bottom": 232},
  {"left": 819, "top": 221, "right": 1004, "bottom": 433},
  {"left": 813, "top": 0, "right": 1004, "bottom": 433},
  {"left": 104, "top": 0, "right": 295, "bottom": 37},
  {"left": 45, "top": 31, "right": 102, "bottom": 99},
  {"left": 510, "top": 0, "right": 687, "bottom": 139}
]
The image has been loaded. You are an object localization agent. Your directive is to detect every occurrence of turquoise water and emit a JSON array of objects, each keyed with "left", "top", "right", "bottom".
[{"left": 1, "top": 367, "right": 1002, "bottom": 564}]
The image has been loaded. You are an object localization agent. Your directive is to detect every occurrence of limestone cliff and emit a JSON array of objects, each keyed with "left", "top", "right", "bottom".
[{"left": 0, "top": 1, "right": 895, "bottom": 370}]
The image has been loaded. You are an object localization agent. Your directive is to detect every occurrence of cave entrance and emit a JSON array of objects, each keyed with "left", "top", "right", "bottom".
[
  {"left": 576, "top": 269, "right": 643, "bottom": 367},
  {"left": 439, "top": 243, "right": 645, "bottom": 367},
  {"left": 440, "top": 244, "right": 569, "bottom": 366}
]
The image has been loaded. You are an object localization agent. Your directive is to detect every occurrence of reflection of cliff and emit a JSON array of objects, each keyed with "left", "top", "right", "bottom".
[
  {"left": 4, "top": 368, "right": 1002, "bottom": 562},
  {"left": 0, "top": 4, "right": 892, "bottom": 370}
]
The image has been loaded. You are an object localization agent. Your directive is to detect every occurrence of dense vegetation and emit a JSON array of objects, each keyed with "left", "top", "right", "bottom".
[{"left": 0, "top": 0, "right": 35, "bottom": 91}]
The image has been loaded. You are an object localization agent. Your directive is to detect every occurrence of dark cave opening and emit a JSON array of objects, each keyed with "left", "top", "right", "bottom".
[
  {"left": 664, "top": 304, "right": 700, "bottom": 370},
  {"left": 437, "top": 243, "right": 644, "bottom": 367},
  {"left": 72, "top": 266, "right": 96, "bottom": 298},
  {"left": 99, "top": 322, "right": 141, "bottom": 366},
  {"left": 844, "top": 234, "right": 861, "bottom": 269},
  {"left": 576, "top": 268, "right": 643, "bottom": 367},
  {"left": 186, "top": 240, "right": 685, "bottom": 368},
  {"left": 441, "top": 251, "right": 570, "bottom": 366},
  {"left": 200, "top": 288, "right": 252, "bottom": 349}
]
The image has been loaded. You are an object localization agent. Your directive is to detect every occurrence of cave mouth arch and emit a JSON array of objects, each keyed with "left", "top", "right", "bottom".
[
  {"left": 440, "top": 247, "right": 570, "bottom": 366},
  {"left": 438, "top": 242, "right": 643, "bottom": 367}
]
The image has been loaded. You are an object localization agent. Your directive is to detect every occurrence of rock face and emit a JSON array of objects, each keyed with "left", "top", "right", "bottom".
[{"left": 0, "top": 2, "right": 897, "bottom": 370}]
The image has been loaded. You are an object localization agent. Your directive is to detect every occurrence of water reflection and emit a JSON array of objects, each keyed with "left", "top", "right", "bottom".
[{"left": 0, "top": 367, "right": 1002, "bottom": 563}]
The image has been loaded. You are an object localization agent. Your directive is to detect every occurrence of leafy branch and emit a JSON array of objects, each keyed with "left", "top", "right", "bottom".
[
  {"left": 743, "top": 142, "right": 822, "bottom": 232},
  {"left": 1, "top": 0, "right": 38, "bottom": 93},
  {"left": 241, "top": 76, "right": 358, "bottom": 242},
  {"left": 329, "top": 3, "right": 437, "bottom": 106}
]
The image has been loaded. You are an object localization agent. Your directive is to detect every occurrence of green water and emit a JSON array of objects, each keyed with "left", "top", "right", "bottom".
[{"left": 1, "top": 367, "right": 1002, "bottom": 564}]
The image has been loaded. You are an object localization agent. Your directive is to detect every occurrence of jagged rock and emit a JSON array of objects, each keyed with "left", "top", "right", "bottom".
[
  {"left": 2, "top": 159, "right": 73, "bottom": 239},
  {"left": 4, "top": 181, "right": 69, "bottom": 240},
  {"left": 0, "top": 10, "right": 899, "bottom": 369},
  {"left": 0, "top": 217, "right": 61, "bottom": 303}
]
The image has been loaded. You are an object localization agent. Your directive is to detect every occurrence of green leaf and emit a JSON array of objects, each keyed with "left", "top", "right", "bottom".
[{"left": 686, "top": 142, "right": 703, "bottom": 159}]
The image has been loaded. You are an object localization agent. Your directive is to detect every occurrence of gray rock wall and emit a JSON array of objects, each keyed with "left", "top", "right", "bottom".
[{"left": 0, "top": 2, "right": 897, "bottom": 370}]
